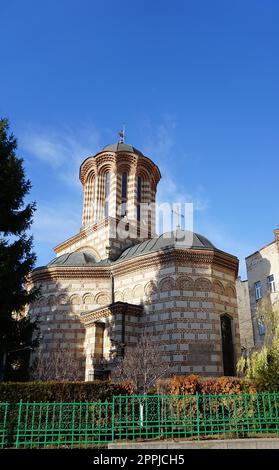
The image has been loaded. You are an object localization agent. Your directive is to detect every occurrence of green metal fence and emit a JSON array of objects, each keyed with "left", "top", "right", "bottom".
[{"left": 1, "top": 393, "right": 279, "bottom": 448}]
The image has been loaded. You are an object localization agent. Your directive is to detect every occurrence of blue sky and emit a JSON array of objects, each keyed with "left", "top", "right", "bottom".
[{"left": 1, "top": 0, "right": 279, "bottom": 278}]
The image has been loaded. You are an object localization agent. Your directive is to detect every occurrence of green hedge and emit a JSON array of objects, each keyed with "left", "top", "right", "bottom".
[{"left": 0, "top": 381, "right": 129, "bottom": 403}]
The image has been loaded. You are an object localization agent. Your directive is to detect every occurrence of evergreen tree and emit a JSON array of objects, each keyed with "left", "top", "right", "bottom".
[{"left": 0, "top": 118, "right": 39, "bottom": 381}]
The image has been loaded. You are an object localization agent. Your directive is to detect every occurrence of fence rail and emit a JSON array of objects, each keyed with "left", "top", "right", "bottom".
[{"left": 1, "top": 392, "right": 279, "bottom": 448}]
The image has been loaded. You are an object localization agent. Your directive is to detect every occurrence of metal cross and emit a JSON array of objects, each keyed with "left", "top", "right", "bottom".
[
  {"left": 118, "top": 124, "right": 125, "bottom": 143},
  {"left": 172, "top": 205, "right": 184, "bottom": 230}
]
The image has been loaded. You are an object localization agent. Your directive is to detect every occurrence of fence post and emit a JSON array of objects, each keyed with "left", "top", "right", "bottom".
[
  {"left": 111, "top": 396, "right": 115, "bottom": 443},
  {"left": 15, "top": 400, "right": 23, "bottom": 449},
  {"left": 158, "top": 395, "right": 161, "bottom": 439},
  {"left": 1, "top": 402, "right": 9, "bottom": 448},
  {"left": 195, "top": 393, "right": 200, "bottom": 439}
]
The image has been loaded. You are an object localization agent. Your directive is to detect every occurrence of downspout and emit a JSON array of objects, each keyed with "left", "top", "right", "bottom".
[
  {"left": 111, "top": 269, "right": 115, "bottom": 304},
  {"left": 121, "top": 304, "right": 127, "bottom": 358}
]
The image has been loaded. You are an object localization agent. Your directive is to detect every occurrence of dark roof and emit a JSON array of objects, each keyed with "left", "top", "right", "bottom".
[
  {"left": 47, "top": 251, "right": 111, "bottom": 268},
  {"left": 116, "top": 230, "right": 216, "bottom": 262},
  {"left": 102, "top": 142, "right": 143, "bottom": 155},
  {"left": 35, "top": 230, "right": 216, "bottom": 271}
]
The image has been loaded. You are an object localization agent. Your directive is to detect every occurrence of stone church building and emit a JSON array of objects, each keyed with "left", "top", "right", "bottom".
[{"left": 29, "top": 138, "right": 240, "bottom": 380}]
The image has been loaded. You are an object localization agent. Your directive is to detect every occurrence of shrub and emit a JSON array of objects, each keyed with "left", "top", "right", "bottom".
[
  {"left": 168, "top": 374, "right": 200, "bottom": 394},
  {"left": 0, "top": 381, "right": 130, "bottom": 402},
  {"left": 156, "top": 375, "right": 255, "bottom": 395},
  {"left": 237, "top": 346, "right": 279, "bottom": 392},
  {"left": 200, "top": 376, "right": 256, "bottom": 394}
]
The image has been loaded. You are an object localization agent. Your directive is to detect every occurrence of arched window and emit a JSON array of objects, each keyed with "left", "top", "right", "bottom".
[
  {"left": 137, "top": 176, "right": 142, "bottom": 221},
  {"left": 121, "top": 172, "right": 128, "bottom": 217},
  {"left": 104, "top": 173, "right": 110, "bottom": 217}
]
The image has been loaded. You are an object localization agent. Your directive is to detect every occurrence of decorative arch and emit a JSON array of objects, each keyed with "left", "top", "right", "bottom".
[
  {"left": 97, "top": 162, "right": 114, "bottom": 176},
  {"left": 57, "top": 294, "right": 69, "bottom": 305},
  {"left": 83, "top": 293, "right": 95, "bottom": 305},
  {"left": 144, "top": 280, "right": 158, "bottom": 297},
  {"left": 194, "top": 278, "right": 212, "bottom": 292},
  {"left": 116, "top": 159, "right": 133, "bottom": 174},
  {"left": 47, "top": 295, "right": 56, "bottom": 306},
  {"left": 96, "top": 291, "right": 110, "bottom": 305},
  {"left": 176, "top": 276, "right": 194, "bottom": 291},
  {"left": 213, "top": 280, "right": 225, "bottom": 295},
  {"left": 86, "top": 168, "right": 96, "bottom": 182},
  {"left": 70, "top": 294, "right": 81, "bottom": 305},
  {"left": 159, "top": 277, "right": 175, "bottom": 292},
  {"left": 133, "top": 285, "right": 144, "bottom": 299},
  {"left": 136, "top": 165, "right": 151, "bottom": 181},
  {"left": 225, "top": 284, "right": 237, "bottom": 298}
]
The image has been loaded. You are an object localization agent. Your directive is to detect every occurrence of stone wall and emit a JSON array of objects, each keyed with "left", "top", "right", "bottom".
[
  {"left": 29, "top": 272, "right": 112, "bottom": 380},
  {"left": 110, "top": 254, "right": 240, "bottom": 376}
]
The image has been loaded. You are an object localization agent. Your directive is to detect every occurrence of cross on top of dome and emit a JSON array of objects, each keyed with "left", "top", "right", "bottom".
[{"left": 118, "top": 124, "right": 125, "bottom": 143}]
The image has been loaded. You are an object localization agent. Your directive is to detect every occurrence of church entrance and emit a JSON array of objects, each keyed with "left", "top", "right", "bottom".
[{"left": 220, "top": 314, "right": 235, "bottom": 376}]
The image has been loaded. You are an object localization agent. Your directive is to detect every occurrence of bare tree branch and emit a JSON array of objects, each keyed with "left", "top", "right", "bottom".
[
  {"left": 112, "top": 332, "right": 169, "bottom": 394},
  {"left": 30, "top": 348, "right": 84, "bottom": 381}
]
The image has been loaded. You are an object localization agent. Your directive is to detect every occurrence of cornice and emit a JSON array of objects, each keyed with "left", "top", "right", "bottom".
[
  {"left": 30, "top": 266, "right": 111, "bottom": 283},
  {"left": 79, "top": 151, "right": 161, "bottom": 186},
  {"left": 111, "top": 248, "right": 238, "bottom": 277},
  {"left": 31, "top": 247, "right": 238, "bottom": 284},
  {"left": 80, "top": 307, "right": 112, "bottom": 325},
  {"left": 80, "top": 301, "right": 142, "bottom": 327}
]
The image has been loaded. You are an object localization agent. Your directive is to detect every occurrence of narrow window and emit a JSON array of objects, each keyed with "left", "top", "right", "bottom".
[
  {"left": 137, "top": 176, "right": 142, "bottom": 202},
  {"left": 255, "top": 281, "right": 262, "bottom": 300},
  {"left": 121, "top": 172, "right": 127, "bottom": 199},
  {"left": 137, "top": 176, "right": 142, "bottom": 221},
  {"left": 104, "top": 173, "right": 110, "bottom": 217},
  {"left": 121, "top": 172, "right": 128, "bottom": 217},
  {"left": 267, "top": 274, "right": 276, "bottom": 293}
]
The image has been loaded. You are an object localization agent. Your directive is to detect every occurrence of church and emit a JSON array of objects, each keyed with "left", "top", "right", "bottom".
[{"left": 29, "top": 134, "right": 240, "bottom": 380}]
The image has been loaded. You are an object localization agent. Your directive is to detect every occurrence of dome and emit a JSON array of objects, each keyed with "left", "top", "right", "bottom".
[
  {"left": 116, "top": 230, "right": 216, "bottom": 262},
  {"left": 47, "top": 251, "right": 97, "bottom": 267},
  {"left": 102, "top": 142, "right": 144, "bottom": 156}
]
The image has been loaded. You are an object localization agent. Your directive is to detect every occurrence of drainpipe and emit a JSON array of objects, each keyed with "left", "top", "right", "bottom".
[
  {"left": 120, "top": 304, "right": 127, "bottom": 358},
  {"left": 111, "top": 270, "right": 115, "bottom": 304}
]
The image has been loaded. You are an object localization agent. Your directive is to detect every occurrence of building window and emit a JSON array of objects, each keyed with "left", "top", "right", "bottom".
[
  {"left": 137, "top": 176, "right": 142, "bottom": 221},
  {"left": 137, "top": 176, "right": 142, "bottom": 202},
  {"left": 104, "top": 173, "right": 110, "bottom": 217},
  {"left": 88, "top": 370, "right": 94, "bottom": 381},
  {"left": 258, "top": 318, "right": 266, "bottom": 336},
  {"left": 122, "top": 172, "right": 127, "bottom": 199},
  {"left": 121, "top": 172, "right": 128, "bottom": 217},
  {"left": 267, "top": 274, "right": 276, "bottom": 293},
  {"left": 255, "top": 281, "right": 262, "bottom": 300}
]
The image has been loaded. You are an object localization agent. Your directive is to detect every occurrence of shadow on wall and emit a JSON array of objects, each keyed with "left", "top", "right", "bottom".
[
  {"left": 114, "top": 261, "right": 239, "bottom": 378},
  {"left": 28, "top": 285, "right": 86, "bottom": 381}
]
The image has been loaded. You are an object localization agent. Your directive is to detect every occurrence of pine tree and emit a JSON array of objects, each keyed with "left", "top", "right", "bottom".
[{"left": 0, "top": 118, "right": 39, "bottom": 381}]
